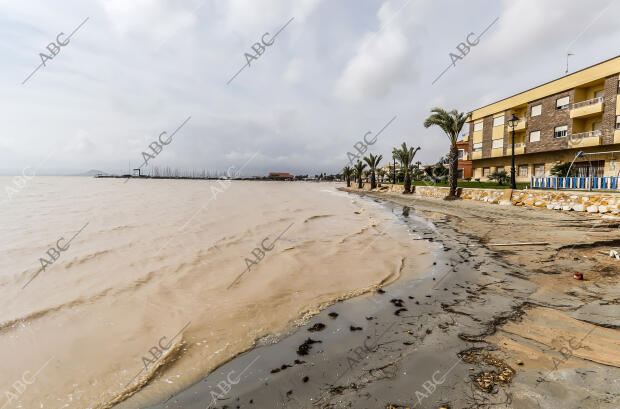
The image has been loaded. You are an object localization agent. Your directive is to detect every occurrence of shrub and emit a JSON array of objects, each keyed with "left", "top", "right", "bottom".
[{"left": 488, "top": 170, "right": 509, "bottom": 185}]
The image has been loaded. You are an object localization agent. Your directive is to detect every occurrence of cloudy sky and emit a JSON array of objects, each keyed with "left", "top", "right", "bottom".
[{"left": 1, "top": 0, "right": 618, "bottom": 176}]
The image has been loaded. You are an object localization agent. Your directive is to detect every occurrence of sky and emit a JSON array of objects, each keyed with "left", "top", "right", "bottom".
[{"left": 0, "top": 0, "right": 619, "bottom": 176}]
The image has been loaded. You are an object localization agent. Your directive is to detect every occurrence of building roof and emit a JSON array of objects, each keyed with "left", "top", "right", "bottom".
[{"left": 468, "top": 54, "right": 620, "bottom": 121}]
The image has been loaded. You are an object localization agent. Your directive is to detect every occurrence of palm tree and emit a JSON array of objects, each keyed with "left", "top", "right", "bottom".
[
  {"left": 423, "top": 108, "right": 468, "bottom": 199},
  {"left": 377, "top": 169, "right": 386, "bottom": 184},
  {"left": 353, "top": 161, "right": 367, "bottom": 189},
  {"left": 392, "top": 143, "right": 421, "bottom": 193},
  {"left": 342, "top": 166, "right": 353, "bottom": 187},
  {"left": 363, "top": 153, "right": 383, "bottom": 189}
]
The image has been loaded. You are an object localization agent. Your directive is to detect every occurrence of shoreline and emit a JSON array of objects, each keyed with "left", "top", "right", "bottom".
[{"left": 140, "top": 187, "right": 619, "bottom": 409}]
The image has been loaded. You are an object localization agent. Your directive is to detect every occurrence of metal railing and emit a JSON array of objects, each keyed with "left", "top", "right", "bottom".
[
  {"left": 568, "top": 130, "right": 602, "bottom": 146},
  {"left": 531, "top": 176, "right": 619, "bottom": 191},
  {"left": 570, "top": 97, "right": 604, "bottom": 110},
  {"left": 569, "top": 129, "right": 602, "bottom": 138}
]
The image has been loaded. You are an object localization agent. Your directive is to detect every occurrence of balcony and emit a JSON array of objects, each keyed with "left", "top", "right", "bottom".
[
  {"left": 509, "top": 119, "right": 527, "bottom": 132},
  {"left": 472, "top": 151, "right": 482, "bottom": 160},
  {"left": 570, "top": 97, "right": 604, "bottom": 119},
  {"left": 506, "top": 143, "right": 525, "bottom": 155},
  {"left": 567, "top": 130, "right": 601, "bottom": 148}
]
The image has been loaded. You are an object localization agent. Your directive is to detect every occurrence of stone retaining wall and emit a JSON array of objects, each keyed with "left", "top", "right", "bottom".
[{"left": 368, "top": 183, "right": 620, "bottom": 214}]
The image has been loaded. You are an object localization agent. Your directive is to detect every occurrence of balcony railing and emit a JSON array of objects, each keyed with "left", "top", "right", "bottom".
[
  {"left": 570, "top": 97, "right": 603, "bottom": 110},
  {"left": 570, "top": 130, "right": 601, "bottom": 138},
  {"left": 568, "top": 130, "right": 602, "bottom": 147}
]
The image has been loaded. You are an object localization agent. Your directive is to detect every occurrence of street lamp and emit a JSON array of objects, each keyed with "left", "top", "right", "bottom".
[
  {"left": 507, "top": 113, "right": 519, "bottom": 189},
  {"left": 392, "top": 156, "right": 396, "bottom": 184}
]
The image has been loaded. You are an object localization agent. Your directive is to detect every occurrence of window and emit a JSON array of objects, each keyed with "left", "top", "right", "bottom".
[
  {"left": 496, "top": 166, "right": 505, "bottom": 173},
  {"left": 473, "top": 143, "right": 482, "bottom": 152},
  {"left": 493, "top": 116, "right": 504, "bottom": 127},
  {"left": 529, "top": 130, "right": 541, "bottom": 142},
  {"left": 554, "top": 125, "right": 568, "bottom": 138},
  {"left": 556, "top": 96, "right": 569, "bottom": 110},
  {"left": 531, "top": 104, "right": 542, "bottom": 116},
  {"left": 473, "top": 122, "right": 484, "bottom": 132},
  {"left": 492, "top": 139, "right": 503, "bottom": 149},
  {"left": 483, "top": 167, "right": 490, "bottom": 176},
  {"left": 458, "top": 149, "right": 464, "bottom": 159},
  {"left": 616, "top": 115, "right": 620, "bottom": 130},
  {"left": 457, "top": 169, "right": 464, "bottom": 179},
  {"left": 534, "top": 164, "right": 545, "bottom": 177},
  {"left": 518, "top": 165, "right": 529, "bottom": 177}
]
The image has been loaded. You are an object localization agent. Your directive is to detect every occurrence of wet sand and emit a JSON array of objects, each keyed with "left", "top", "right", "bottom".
[{"left": 144, "top": 186, "right": 620, "bottom": 409}]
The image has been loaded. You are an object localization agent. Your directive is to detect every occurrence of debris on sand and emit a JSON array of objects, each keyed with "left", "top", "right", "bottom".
[
  {"left": 350, "top": 325, "right": 363, "bottom": 331},
  {"left": 390, "top": 298, "right": 405, "bottom": 307},
  {"left": 328, "top": 312, "right": 339, "bottom": 319},
  {"left": 297, "top": 338, "right": 322, "bottom": 356},
  {"left": 308, "top": 323, "right": 326, "bottom": 332},
  {"left": 573, "top": 272, "right": 583, "bottom": 280},
  {"left": 458, "top": 349, "right": 515, "bottom": 393},
  {"left": 394, "top": 308, "right": 407, "bottom": 316}
]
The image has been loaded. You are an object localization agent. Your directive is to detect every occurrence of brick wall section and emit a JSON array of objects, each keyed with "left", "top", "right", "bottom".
[
  {"left": 481, "top": 115, "right": 493, "bottom": 158},
  {"left": 602, "top": 74, "right": 619, "bottom": 145},
  {"left": 468, "top": 122, "right": 473, "bottom": 153},
  {"left": 526, "top": 89, "right": 573, "bottom": 154}
]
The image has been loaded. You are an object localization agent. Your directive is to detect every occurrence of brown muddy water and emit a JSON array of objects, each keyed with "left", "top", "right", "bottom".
[{"left": 0, "top": 178, "right": 432, "bottom": 409}]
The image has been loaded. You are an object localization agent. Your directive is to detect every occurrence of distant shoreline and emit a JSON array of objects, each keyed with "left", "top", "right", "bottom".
[{"left": 94, "top": 175, "right": 339, "bottom": 182}]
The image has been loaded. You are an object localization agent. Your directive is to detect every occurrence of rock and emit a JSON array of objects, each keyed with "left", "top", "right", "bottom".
[
  {"left": 546, "top": 204, "right": 554, "bottom": 209},
  {"left": 586, "top": 205, "right": 599, "bottom": 213},
  {"left": 598, "top": 205, "right": 609, "bottom": 213},
  {"left": 499, "top": 200, "right": 511, "bottom": 206},
  {"left": 562, "top": 205, "right": 572, "bottom": 211},
  {"left": 573, "top": 204, "right": 585, "bottom": 212}
]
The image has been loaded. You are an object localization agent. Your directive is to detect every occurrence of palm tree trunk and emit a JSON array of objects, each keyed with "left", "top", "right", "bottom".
[
  {"left": 358, "top": 176, "right": 362, "bottom": 189},
  {"left": 403, "top": 167, "right": 411, "bottom": 193},
  {"left": 448, "top": 144, "right": 458, "bottom": 198},
  {"left": 370, "top": 170, "right": 376, "bottom": 189},
  {"left": 346, "top": 176, "right": 350, "bottom": 187}
]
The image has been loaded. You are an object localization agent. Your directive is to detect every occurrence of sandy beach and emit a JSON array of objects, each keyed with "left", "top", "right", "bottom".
[{"left": 145, "top": 186, "right": 620, "bottom": 409}]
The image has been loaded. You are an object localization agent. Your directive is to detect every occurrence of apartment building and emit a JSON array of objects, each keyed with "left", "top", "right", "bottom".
[{"left": 466, "top": 55, "right": 620, "bottom": 182}]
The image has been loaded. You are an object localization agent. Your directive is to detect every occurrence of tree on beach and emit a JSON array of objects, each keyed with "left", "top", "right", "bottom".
[
  {"left": 392, "top": 143, "right": 421, "bottom": 193},
  {"left": 354, "top": 161, "right": 367, "bottom": 188},
  {"left": 363, "top": 153, "right": 383, "bottom": 189},
  {"left": 423, "top": 108, "right": 468, "bottom": 199},
  {"left": 342, "top": 166, "right": 353, "bottom": 187}
]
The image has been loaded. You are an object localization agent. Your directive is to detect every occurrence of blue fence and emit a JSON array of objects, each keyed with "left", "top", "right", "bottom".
[{"left": 531, "top": 176, "right": 619, "bottom": 190}]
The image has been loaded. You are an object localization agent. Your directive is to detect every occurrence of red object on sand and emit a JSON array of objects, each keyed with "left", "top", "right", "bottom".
[{"left": 573, "top": 272, "right": 583, "bottom": 280}]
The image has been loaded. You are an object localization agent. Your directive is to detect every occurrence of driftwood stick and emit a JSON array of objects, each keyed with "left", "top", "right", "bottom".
[{"left": 488, "top": 242, "right": 549, "bottom": 246}]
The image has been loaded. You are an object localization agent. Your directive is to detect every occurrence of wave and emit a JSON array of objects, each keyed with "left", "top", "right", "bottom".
[{"left": 98, "top": 332, "right": 188, "bottom": 409}]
